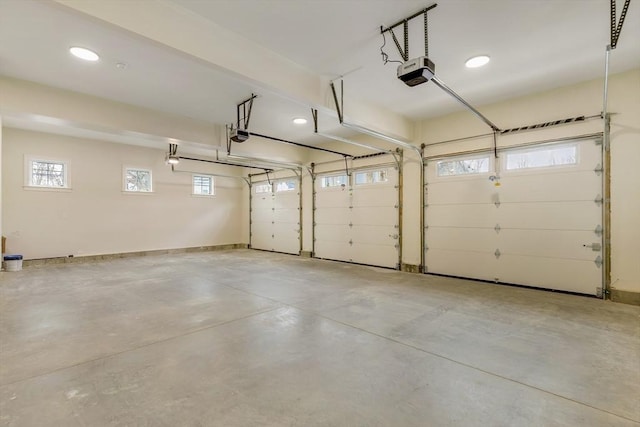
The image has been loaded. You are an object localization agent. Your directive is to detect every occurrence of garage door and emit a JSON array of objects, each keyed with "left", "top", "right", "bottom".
[
  {"left": 424, "top": 137, "right": 603, "bottom": 295},
  {"left": 250, "top": 177, "right": 301, "bottom": 255},
  {"left": 314, "top": 163, "right": 400, "bottom": 268}
]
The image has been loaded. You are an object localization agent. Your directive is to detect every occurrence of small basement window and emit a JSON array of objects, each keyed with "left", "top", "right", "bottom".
[
  {"left": 254, "top": 183, "right": 272, "bottom": 194},
  {"left": 193, "top": 174, "right": 214, "bottom": 196},
  {"left": 124, "top": 167, "right": 152, "bottom": 192},
  {"left": 436, "top": 156, "right": 490, "bottom": 177},
  {"left": 320, "top": 175, "right": 348, "bottom": 188},
  {"left": 505, "top": 144, "right": 577, "bottom": 170},
  {"left": 276, "top": 180, "right": 296, "bottom": 192},
  {"left": 355, "top": 169, "right": 388, "bottom": 185},
  {"left": 26, "top": 158, "right": 69, "bottom": 188}
]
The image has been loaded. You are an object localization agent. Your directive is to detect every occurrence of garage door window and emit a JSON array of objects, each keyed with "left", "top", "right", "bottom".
[
  {"left": 276, "top": 180, "right": 296, "bottom": 192},
  {"left": 254, "top": 183, "right": 272, "bottom": 194},
  {"left": 355, "top": 169, "right": 388, "bottom": 185},
  {"left": 320, "top": 175, "right": 348, "bottom": 188},
  {"left": 505, "top": 144, "right": 577, "bottom": 170},
  {"left": 436, "top": 156, "right": 490, "bottom": 177}
]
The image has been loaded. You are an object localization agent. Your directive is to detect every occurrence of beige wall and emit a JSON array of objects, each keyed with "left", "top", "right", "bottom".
[
  {"left": 2, "top": 129, "right": 245, "bottom": 259},
  {"left": 0, "top": 116, "right": 3, "bottom": 257}
]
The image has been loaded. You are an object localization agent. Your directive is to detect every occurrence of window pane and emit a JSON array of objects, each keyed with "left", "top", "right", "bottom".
[
  {"left": 276, "top": 180, "right": 296, "bottom": 192},
  {"left": 255, "top": 183, "right": 272, "bottom": 193},
  {"left": 126, "top": 169, "right": 152, "bottom": 192},
  {"left": 355, "top": 169, "right": 388, "bottom": 185},
  {"left": 193, "top": 175, "right": 213, "bottom": 195},
  {"left": 321, "top": 175, "right": 347, "bottom": 188},
  {"left": 436, "top": 157, "right": 489, "bottom": 177},
  {"left": 506, "top": 145, "right": 577, "bottom": 170},
  {"left": 31, "top": 161, "right": 66, "bottom": 187}
]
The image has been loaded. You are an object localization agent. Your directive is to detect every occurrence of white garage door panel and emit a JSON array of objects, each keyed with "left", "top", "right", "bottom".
[
  {"left": 500, "top": 172, "right": 600, "bottom": 202},
  {"left": 352, "top": 189, "right": 397, "bottom": 206},
  {"left": 275, "top": 198, "right": 297, "bottom": 210},
  {"left": 427, "top": 180, "right": 494, "bottom": 204},
  {"left": 315, "top": 208, "right": 351, "bottom": 224},
  {"left": 315, "top": 224, "right": 350, "bottom": 242},
  {"left": 426, "top": 249, "right": 498, "bottom": 281},
  {"left": 273, "top": 232, "right": 299, "bottom": 254},
  {"left": 426, "top": 228, "right": 497, "bottom": 253},
  {"left": 274, "top": 208, "right": 298, "bottom": 223},
  {"left": 251, "top": 231, "right": 273, "bottom": 250},
  {"left": 351, "top": 225, "right": 397, "bottom": 246},
  {"left": 315, "top": 190, "right": 349, "bottom": 205},
  {"left": 424, "top": 138, "right": 602, "bottom": 295},
  {"left": 351, "top": 207, "right": 397, "bottom": 225},
  {"left": 498, "top": 255, "right": 600, "bottom": 294},
  {"left": 499, "top": 229, "right": 599, "bottom": 259},
  {"left": 315, "top": 240, "right": 351, "bottom": 262},
  {"left": 252, "top": 195, "right": 272, "bottom": 206},
  {"left": 497, "top": 202, "right": 600, "bottom": 230},
  {"left": 426, "top": 205, "right": 496, "bottom": 228},
  {"left": 351, "top": 243, "right": 397, "bottom": 268}
]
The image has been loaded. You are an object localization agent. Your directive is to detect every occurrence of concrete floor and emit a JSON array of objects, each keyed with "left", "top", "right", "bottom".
[{"left": 0, "top": 250, "right": 638, "bottom": 426}]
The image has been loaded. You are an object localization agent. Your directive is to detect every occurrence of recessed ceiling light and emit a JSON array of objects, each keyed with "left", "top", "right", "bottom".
[
  {"left": 465, "top": 55, "right": 490, "bottom": 68},
  {"left": 69, "top": 47, "right": 100, "bottom": 62},
  {"left": 292, "top": 118, "right": 307, "bottom": 125}
]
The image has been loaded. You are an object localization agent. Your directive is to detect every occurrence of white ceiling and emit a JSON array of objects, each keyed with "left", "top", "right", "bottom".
[{"left": 0, "top": 0, "right": 638, "bottom": 146}]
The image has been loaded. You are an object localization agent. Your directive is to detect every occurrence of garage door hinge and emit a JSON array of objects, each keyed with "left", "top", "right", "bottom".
[
  {"left": 395, "top": 224, "right": 399, "bottom": 229},
  {"left": 494, "top": 200, "right": 501, "bottom": 208},
  {"left": 394, "top": 204, "right": 400, "bottom": 209},
  {"left": 394, "top": 185, "right": 400, "bottom": 189},
  {"left": 594, "top": 164, "right": 603, "bottom": 176},
  {"left": 494, "top": 249, "right": 501, "bottom": 259},
  {"left": 594, "top": 256, "right": 603, "bottom": 268},
  {"left": 594, "top": 225, "right": 603, "bottom": 236},
  {"left": 389, "top": 234, "right": 399, "bottom": 239},
  {"left": 394, "top": 244, "right": 400, "bottom": 249},
  {"left": 494, "top": 224, "right": 501, "bottom": 233},
  {"left": 594, "top": 195, "right": 604, "bottom": 206},
  {"left": 349, "top": 240, "right": 353, "bottom": 245},
  {"left": 349, "top": 222, "right": 353, "bottom": 227}
]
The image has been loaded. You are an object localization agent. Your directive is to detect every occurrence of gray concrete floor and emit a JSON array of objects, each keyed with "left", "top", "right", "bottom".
[{"left": 0, "top": 250, "right": 638, "bottom": 426}]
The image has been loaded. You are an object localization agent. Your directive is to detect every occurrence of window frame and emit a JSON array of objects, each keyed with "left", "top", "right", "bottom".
[
  {"left": 24, "top": 156, "right": 70, "bottom": 190},
  {"left": 354, "top": 168, "right": 389, "bottom": 186},
  {"left": 275, "top": 179, "right": 297, "bottom": 193},
  {"left": 192, "top": 174, "right": 215, "bottom": 197},
  {"left": 254, "top": 182, "right": 273, "bottom": 194},
  {"left": 503, "top": 143, "right": 579, "bottom": 173},
  {"left": 123, "top": 166, "right": 153, "bottom": 193},
  {"left": 434, "top": 154, "right": 492, "bottom": 178},
  {"left": 319, "top": 174, "right": 349, "bottom": 190}
]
